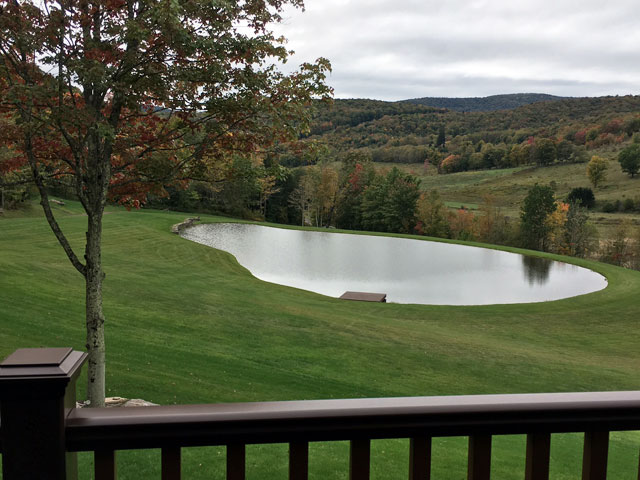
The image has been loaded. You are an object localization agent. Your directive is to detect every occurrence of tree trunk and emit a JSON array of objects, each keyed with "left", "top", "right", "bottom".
[{"left": 85, "top": 211, "right": 106, "bottom": 407}]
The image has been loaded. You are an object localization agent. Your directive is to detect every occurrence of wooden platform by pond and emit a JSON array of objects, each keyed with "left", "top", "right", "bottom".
[{"left": 339, "top": 291, "right": 387, "bottom": 302}]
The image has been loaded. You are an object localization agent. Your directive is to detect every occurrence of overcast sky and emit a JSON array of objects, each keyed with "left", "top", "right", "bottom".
[{"left": 273, "top": 0, "right": 640, "bottom": 101}]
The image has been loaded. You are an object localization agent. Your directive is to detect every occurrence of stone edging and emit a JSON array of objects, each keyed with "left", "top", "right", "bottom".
[
  {"left": 171, "top": 216, "right": 200, "bottom": 234},
  {"left": 76, "top": 396, "right": 159, "bottom": 408}
]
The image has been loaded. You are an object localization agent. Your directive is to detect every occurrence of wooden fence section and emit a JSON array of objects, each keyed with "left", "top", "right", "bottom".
[{"left": 1, "top": 348, "right": 640, "bottom": 480}]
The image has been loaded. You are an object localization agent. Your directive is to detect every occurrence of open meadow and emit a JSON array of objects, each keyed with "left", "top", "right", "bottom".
[
  {"left": 1, "top": 202, "right": 639, "bottom": 478},
  {"left": 385, "top": 156, "right": 640, "bottom": 242}
]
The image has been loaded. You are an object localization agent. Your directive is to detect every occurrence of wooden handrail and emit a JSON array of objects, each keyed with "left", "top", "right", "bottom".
[
  {"left": 2, "top": 347, "right": 639, "bottom": 480},
  {"left": 65, "top": 391, "right": 640, "bottom": 452}
]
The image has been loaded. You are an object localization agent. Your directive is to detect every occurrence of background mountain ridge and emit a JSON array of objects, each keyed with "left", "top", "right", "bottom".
[{"left": 402, "top": 93, "right": 568, "bottom": 112}]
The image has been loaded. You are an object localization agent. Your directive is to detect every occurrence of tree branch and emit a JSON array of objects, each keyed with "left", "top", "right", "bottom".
[{"left": 26, "top": 140, "right": 87, "bottom": 277}]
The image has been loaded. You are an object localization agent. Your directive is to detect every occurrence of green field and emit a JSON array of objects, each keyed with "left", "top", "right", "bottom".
[
  {"left": 1, "top": 202, "right": 639, "bottom": 478},
  {"left": 382, "top": 156, "right": 640, "bottom": 242}
]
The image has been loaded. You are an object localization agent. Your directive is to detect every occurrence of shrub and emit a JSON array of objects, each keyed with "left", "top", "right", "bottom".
[
  {"left": 624, "top": 117, "right": 640, "bottom": 136},
  {"left": 601, "top": 200, "right": 621, "bottom": 213},
  {"left": 623, "top": 198, "right": 636, "bottom": 212},
  {"left": 566, "top": 187, "right": 595, "bottom": 209},
  {"left": 440, "top": 154, "right": 462, "bottom": 174},
  {"left": 574, "top": 130, "right": 587, "bottom": 145}
]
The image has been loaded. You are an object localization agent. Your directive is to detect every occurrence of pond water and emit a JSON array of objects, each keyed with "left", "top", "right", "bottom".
[{"left": 182, "top": 223, "right": 607, "bottom": 305}]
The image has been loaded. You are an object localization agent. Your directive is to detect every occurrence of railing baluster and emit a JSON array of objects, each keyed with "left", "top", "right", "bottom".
[
  {"left": 227, "top": 444, "right": 246, "bottom": 480},
  {"left": 161, "top": 447, "right": 181, "bottom": 480},
  {"left": 95, "top": 450, "right": 116, "bottom": 480},
  {"left": 525, "top": 433, "right": 550, "bottom": 480},
  {"left": 467, "top": 435, "right": 491, "bottom": 480},
  {"left": 582, "top": 431, "right": 609, "bottom": 480},
  {"left": 56, "top": 384, "right": 640, "bottom": 480},
  {"left": 289, "top": 441, "right": 309, "bottom": 480},
  {"left": 409, "top": 437, "right": 432, "bottom": 480},
  {"left": 349, "top": 439, "right": 371, "bottom": 480}
]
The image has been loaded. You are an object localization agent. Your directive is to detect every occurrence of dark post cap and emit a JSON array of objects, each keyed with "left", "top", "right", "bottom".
[{"left": 0, "top": 348, "right": 87, "bottom": 398}]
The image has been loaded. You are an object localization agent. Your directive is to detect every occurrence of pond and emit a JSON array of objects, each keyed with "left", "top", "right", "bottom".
[{"left": 182, "top": 223, "right": 607, "bottom": 305}]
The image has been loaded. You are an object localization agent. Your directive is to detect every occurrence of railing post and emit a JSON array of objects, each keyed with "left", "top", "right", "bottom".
[
  {"left": 350, "top": 439, "right": 371, "bottom": 480},
  {"left": 468, "top": 435, "right": 492, "bottom": 480},
  {"left": 95, "top": 450, "right": 117, "bottom": 480},
  {"left": 162, "top": 447, "right": 181, "bottom": 480},
  {"left": 289, "top": 441, "right": 309, "bottom": 480},
  {"left": 525, "top": 433, "right": 551, "bottom": 480},
  {"left": 227, "top": 444, "right": 246, "bottom": 480},
  {"left": 582, "top": 431, "right": 609, "bottom": 480},
  {"left": 409, "top": 437, "right": 432, "bottom": 480},
  {"left": 0, "top": 348, "right": 87, "bottom": 480}
]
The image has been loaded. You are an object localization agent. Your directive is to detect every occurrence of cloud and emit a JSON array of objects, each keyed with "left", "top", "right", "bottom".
[{"left": 273, "top": 0, "right": 640, "bottom": 100}]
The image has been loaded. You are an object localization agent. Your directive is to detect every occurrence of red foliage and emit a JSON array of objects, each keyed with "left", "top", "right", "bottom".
[
  {"left": 440, "top": 154, "right": 461, "bottom": 174},
  {"left": 603, "top": 118, "right": 623, "bottom": 134},
  {"left": 574, "top": 130, "right": 587, "bottom": 145},
  {"left": 449, "top": 208, "right": 476, "bottom": 240},
  {"left": 0, "top": 0, "right": 332, "bottom": 210},
  {"left": 347, "top": 163, "right": 365, "bottom": 192}
]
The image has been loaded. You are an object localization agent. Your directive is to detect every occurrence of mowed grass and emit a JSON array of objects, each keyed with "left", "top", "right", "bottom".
[{"left": 1, "top": 202, "right": 639, "bottom": 479}]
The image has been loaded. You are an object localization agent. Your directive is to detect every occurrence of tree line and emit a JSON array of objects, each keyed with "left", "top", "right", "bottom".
[{"left": 136, "top": 151, "right": 640, "bottom": 270}]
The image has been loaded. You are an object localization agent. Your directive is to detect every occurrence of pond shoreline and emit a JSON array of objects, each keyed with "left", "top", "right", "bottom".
[{"left": 181, "top": 222, "right": 607, "bottom": 306}]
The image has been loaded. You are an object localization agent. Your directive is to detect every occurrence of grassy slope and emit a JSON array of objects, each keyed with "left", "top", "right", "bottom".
[
  {"left": 0, "top": 202, "right": 639, "bottom": 479},
  {"left": 384, "top": 152, "right": 640, "bottom": 240}
]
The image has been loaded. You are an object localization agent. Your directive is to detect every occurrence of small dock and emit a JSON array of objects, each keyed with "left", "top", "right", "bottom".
[{"left": 339, "top": 291, "right": 387, "bottom": 303}]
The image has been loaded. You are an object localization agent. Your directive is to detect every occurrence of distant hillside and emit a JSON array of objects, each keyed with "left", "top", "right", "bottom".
[
  {"left": 282, "top": 95, "right": 640, "bottom": 168},
  {"left": 404, "top": 93, "right": 566, "bottom": 112}
]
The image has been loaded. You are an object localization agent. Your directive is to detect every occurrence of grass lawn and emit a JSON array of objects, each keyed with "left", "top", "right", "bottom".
[{"left": 0, "top": 201, "right": 639, "bottom": 479}]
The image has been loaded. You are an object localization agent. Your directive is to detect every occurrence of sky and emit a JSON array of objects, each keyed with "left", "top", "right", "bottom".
[{"left": 272, "top": 0, "right": 640, "bottom": 101}]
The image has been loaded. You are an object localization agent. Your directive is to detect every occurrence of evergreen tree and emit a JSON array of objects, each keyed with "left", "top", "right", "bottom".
[
  {"left": 566, "top": 187, "right": 595, "bottom": 209},
  {"left": 520, "top": 184, "right": 557, "bottom": 251},
  {"left": 361, "top": 168, "right": 420, "bottom": 233},
  {"left": 436, "top": 124, "right": 446, "bottom": 149}
]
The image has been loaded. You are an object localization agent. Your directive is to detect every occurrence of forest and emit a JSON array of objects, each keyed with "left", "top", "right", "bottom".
[
  {"left": 296, "top": 95, "right": 640, "bottom": 170},
  {"left": 4, "top": 94, "right": 640, "bottom": 269}
]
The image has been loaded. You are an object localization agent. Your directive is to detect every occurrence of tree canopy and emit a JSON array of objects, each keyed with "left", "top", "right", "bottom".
[
  {"left": 520, "top": 184, "right": 557, "bottom": 251},
  {"left": 566, "top": 187, "right": 595, "bottom": 209},
  {"left": 618, "top": 143, "right": 640, "bottom": 177},
  {"left": 586, "top": 156, "right": 608, "bottom": 189}
]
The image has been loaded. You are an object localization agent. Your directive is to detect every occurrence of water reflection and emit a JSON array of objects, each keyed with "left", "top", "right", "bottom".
[
  {"left": 522, "top": 256, "right": 552, "bottom": 285},
  {"left": 182, "top": 223, "right": 607, "bottom": 305}
]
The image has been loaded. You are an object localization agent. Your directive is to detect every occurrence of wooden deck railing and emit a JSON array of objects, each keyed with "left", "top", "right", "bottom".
[{"left": 1, "top": 348, "right": 639, "bottom": 479}]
